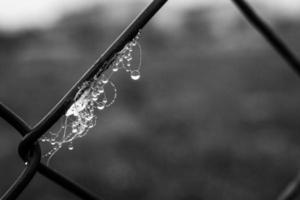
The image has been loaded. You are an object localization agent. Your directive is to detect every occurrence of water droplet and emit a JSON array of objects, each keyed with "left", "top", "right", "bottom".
[
  {"left": 103, "top": 97, "right": 108, "bottom": 104},
  {"left": 101, "top": 75, "right": 109, "bottom": 84},
  {"left": 112, "top": 65, "right": 119, "bottom": 72},
  {"left": 97, "top": 102, "right": 105, "bottom": 110},
  {"left": 127, "top": 63, "right": 131, "bottom": 67},
  {"left": 25, "top": 162, "right": 28, "bottom": 166},
  {"left": 68, "top": 144, "right": 74, "bottom": 151},
  {"left": 132, "top": 41, "right": 137, "bottom": 46},
  {"left": 92, "top": 96, "right": 98, "bottom": 101},
  {"left": 130, "top": 70, "right": 141, "bottom": 80},
  {"left": 91, "top": 90, "right": 100, "bottom": 98},
  {"left": 72, "top": 128, "right": 78, "bottom": 133},
  {"left": 98, "top": 86, "right": 104, "bottom": 94}
]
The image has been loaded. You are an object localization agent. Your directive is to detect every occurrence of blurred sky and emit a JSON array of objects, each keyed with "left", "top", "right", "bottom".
[{"left": 0, "top": 0, "right": 299, "bottom": 31}]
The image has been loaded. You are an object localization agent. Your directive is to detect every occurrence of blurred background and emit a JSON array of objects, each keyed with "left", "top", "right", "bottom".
[{"left": 1, "top": 0, "right": 300, "bottom": 199}]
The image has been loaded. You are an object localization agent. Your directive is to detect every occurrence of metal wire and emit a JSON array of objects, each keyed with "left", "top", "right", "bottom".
[
  {"left": 0, "top": 104, "right": 104, "bottom": 200},
  {"left": 0, "top": 143, "right": 40, "bottom": 200},
  {"left": 1, "top": 0, "right": 299, "bottom": 199},
  {"left": 277, "top": 173, "right": 300, "bottom": 200},
  {"left": 18, "top": 0, "right": 168, "bottom": 162},
  {"left": 0, "top": 0, "right": 168, "bottom": 199},
  {"left": 230, "top": 0, "right": 300, "bottom": 199},
  {"left": 231, "top": 0, "right": 300, "bottom": 77}
]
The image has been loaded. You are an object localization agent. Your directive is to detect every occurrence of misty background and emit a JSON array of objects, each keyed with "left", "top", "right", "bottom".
[{"left": 1, "top": 0, "right": 300, "bottom": 199}]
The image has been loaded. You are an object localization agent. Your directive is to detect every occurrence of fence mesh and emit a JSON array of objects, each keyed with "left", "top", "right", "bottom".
[{"left": 0, "top": 0, "right": 299, "bottom": 199}]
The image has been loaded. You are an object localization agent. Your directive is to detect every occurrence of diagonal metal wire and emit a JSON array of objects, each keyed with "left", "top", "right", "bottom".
[
  {"left": 18, "top": 0, "right": 168, "bottom": 163},
  {"left": 277, "top": 173, "right": 300, "bottom": 200},
  {"left": 1, "top": 0, "right": 299, "bottom": 199},
  {"left": 0, "top": 0, "right": 168, "bottom": 199},
  {"left": 230, "top": 0, "right": 300, "bottom": 200},
  {"left": 231, "top": 0, "right": 300, "bottom": 77}
]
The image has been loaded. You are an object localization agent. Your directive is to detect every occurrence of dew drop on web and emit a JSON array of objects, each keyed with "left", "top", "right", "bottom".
[
  {"left": 72, "top": 128, "right": 78, "bottom": 133},
  {"left": 97, "top": 85, "right": 104, "bottom": 94},
  {"left": 112, "top": 64, "right": 119, "bottom": 72},
  {"left": 101, "top": 74, "right": 109, "bottom": 84},
  {"left": 130, "top": 70, "right": 141, "bottom": 80},
  {"left": 102, "top": 97, "right": 108, "bottom": 104},
  {"left": 68, "top": 143, "right": 74, "bottom": 151},
  {"left": 41, "top": 32, "right": 143, "bottom": 163},
  {"left": 97, "top": 102, "right": 105, "bottom": 110}
]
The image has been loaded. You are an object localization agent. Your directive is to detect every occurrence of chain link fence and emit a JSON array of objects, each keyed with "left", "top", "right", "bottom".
[{"left": 0, "top": 0, "right": 299, "bottom": 199}]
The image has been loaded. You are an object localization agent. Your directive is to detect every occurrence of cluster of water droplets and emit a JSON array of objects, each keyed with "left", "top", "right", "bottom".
[{"left": 40, "top": 33, "right": 142, "bottom": 164}]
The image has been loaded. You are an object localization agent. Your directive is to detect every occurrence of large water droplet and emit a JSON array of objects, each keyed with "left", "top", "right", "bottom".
[
  {"left": 72, "top": 128, "right": 78, "bottom": 133},
  {"left": 130, "top": 70, "right": 141, "bottom": 80}
]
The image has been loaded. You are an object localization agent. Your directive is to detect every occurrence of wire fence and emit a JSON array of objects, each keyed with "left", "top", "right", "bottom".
[{"left": 0, "top": 0, "right": 299, "bottom": 199}]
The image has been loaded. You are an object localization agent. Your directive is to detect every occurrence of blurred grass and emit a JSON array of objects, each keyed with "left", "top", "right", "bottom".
[{"left": 1, "top": 5, "right": 300, "bottom": 200}]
